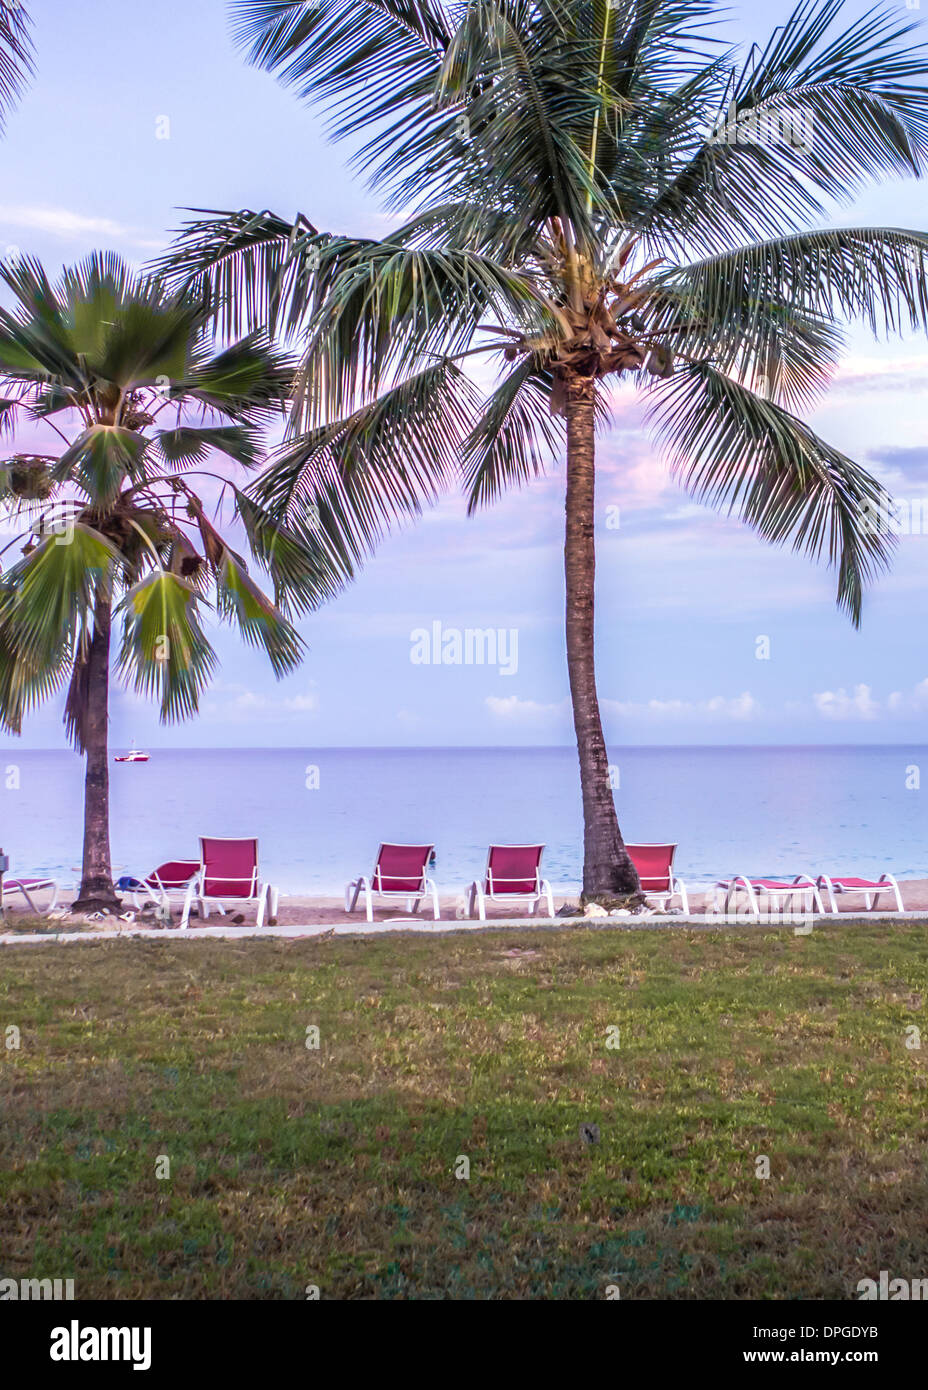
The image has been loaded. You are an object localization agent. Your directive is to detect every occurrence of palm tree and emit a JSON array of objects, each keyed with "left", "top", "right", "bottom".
[
  {"left": 164, "top": 0, "right": 928, "bottom": 901},
  {"left": 0, "top": 252, "right": 317, "bottom": 911},
  {"left": 0, "top": 1, "right": 33, "bottom": 129}
]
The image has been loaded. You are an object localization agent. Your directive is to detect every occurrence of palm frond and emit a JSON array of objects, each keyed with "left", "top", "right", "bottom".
[
  {"left": 660, "top": 226, "right": 928, "bottom": 349},
  {"left": 0, "top": 1, "right": 34, "bottom": 132},
  {"left": 155, "top": 424, "right": 263, "bottom": 469},
  {"left": 183, "top": 332, "right": 294, "bottom": 420},
  {"left": 0, "top": 525, "right": 119, "bottom": 668},
  {"left": 646, "top": 359, "right": 895, "bottom": 623},
  {"left": 462, "top": 356, "right": 562, "bottom": 513},
  {"left": 292, "top": 237, "right": 552, "bottom": 424},
  {"left": 639, "top": 0, "right": 928, "bottom": 255},
  {"left": 52, "top": 426, "right": 150, "bottom": 506},
  {"left": 155, "top": 207, "right": 320, "bottom": 340},
  {"left": 117, "top": 570, "right": 218, "bottom": 722},
  {"left": 251, "top": 359, "right": 479, "bottom": 597},
  {"left": 230, "top": 0, "right": 451, "bottom": 169},
  {"left": 214, "top": 549, "right": 305, "bottom": 675}
]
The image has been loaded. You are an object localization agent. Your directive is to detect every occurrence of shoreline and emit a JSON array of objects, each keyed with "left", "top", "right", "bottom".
[{"left": 4, "top": 878, "right": 928, "bottom": 938}]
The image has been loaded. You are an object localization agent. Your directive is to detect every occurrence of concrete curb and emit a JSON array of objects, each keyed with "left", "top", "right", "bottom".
[{"left": 2, "top": 910, "right": 926, "bottom": 946}]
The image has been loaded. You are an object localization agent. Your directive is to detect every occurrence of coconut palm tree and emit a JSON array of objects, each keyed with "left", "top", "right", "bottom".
[
  {"left": 0, "top": 1, "right": 33, "bottom": 129},
  {"left": 0, "top": 252, "right": 318, "bottom": 910},
  {"left": 164, "top": 0, "right": 928, "bottom": 901}
]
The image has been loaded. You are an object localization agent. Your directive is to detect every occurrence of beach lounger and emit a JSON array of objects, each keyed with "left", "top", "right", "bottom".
[
  {"left": 626, "top": 843, "right": 689, "bottom": 913},
  {"left": 124, "top": 860, "right": 200, "bottom": 915},
  {"left": 180, "top": 838, "right": 279, "bottom": 929},
  {"left": 0, "top": 874, "right": 59, "bottom": 916},
  {"left": 346, "top": 843, "right": 439, "bottom": 922},
  {"left": 467, "top": 844, "right": 554, "bottom": 920},
  {"left": 816, "top": 873, "right": 903, "bottom": 913},
  {"left": 719, "top": 874, "right": 824, "bottom": 916}
]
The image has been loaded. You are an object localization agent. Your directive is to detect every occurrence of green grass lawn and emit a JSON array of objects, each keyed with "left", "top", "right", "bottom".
[{"left": 1, "top": 922, "right": 927, "bottom": 1300}]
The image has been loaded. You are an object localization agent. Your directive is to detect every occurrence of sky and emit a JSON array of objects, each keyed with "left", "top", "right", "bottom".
[{"left": 2, "top": 0, "right": 928, "bottom": 749}]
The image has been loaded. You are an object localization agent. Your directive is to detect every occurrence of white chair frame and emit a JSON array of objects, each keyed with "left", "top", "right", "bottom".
[
  {"left": 130, "top": 867, "right": 199, "bottom": 915},
  {"left": 816, "top": 873, "right": 903, "bottom": 913},
  {"left": 721, "top": 874, "right": 824, "bottom": 917},
  {"left": 2, "top": 876, "right": 59, "bottom": 916}
]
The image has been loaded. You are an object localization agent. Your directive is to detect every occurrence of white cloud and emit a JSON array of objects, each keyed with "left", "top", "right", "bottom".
[
  {"left": 485, "top": 695, "right": 568, "bottom": 722},
  {"left": 0, "top": 204, "right": 162, "bottom": 249},
  {"left": 284, "top": 693, "right": 319, "bottom": 713},
  {"left": 484, "top": 690, "right": 760, "bottom": 726},
  {"left": 812, "top": 683, "right": 879, "bottom": 721},
  {"left": 603, "top": 691, "right": 759, "bottom": 721},
  {"left": 886, "top": 678, "right": 928, "bottom": 715},
  {"left": 706, "top": 692, "right": 758, "bottom": 719},
  {"left": 201, "top": 683, "right": 319, "bottom": 722},
  {"left": 831, "top": 353, "right": 928, "bottom": 394}
]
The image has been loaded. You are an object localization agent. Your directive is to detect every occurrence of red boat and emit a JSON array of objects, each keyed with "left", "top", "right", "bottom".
[{"left": 115, "top": 747, "right": 150, "bottom": 763}]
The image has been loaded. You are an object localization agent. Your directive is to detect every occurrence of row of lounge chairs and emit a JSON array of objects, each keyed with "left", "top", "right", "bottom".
[
  {"left": 0, "top": 839, "right": 906, "bottom": 923},
  {"left": 625, "top": 846, "right": 904, "bottom": 915}
]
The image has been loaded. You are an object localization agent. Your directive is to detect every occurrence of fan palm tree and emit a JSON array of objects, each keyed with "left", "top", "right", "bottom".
[
  {"left": 0, "top": 252, "right": 318, "bottom": 911},
  {"left": 0, "top": 1, "right": 33, "bottom": 130},
  {"left": 164, "top": 0, "right": 928, "bottom": 901}
]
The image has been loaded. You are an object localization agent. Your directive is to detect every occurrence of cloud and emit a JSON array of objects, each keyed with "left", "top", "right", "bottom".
[
  {"left": 812, "top": 683, "right": 880, "bottom": 721},
  {"left": 485, "top": 695, "right": 568, "bottom": 722},
  {"left": 603, "top": 691, "right": 760, "bottom": 721},
  {"left": 284, "top": 693, "right": 319, "bottom": 713},
  {"left": 886, "top": 678, "right": 928, "bottom": 715},
  {"left": 811, "top": 679, "right": 928, "bottom": 721},
  {"left": 202, "top": 683, "right": 319, "bottom": 721},
  {"left": 484, "top": 690, "right": 761, "bottom": 728},
  {"left": 829, "top": 353, "right": 928, "bottom": 396},
  {"left": 866, "top": 446, "right": 928, "bottom": 494},
  {"left": 0, "top": 204, "right": 161, "bottom": 250}
]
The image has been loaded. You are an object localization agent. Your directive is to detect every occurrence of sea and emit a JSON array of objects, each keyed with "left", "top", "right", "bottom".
[{"left": 0, "top": 745, "right": 925, "bottom": 897}]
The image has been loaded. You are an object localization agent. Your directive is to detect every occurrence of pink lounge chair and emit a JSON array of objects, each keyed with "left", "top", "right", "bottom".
[
  {"left": 626, "top": 843, "right": 688, "bottom": 913},
  {"left": 719, "top": 874, "right": 824, "bottom": 916},
  {"left": 816, "top": 874, "right": 903, "bottom": 913},
  {"left": 129, "top": 860, "right": 200, "bottom": 915},
  {"left": 180, "top": 838, "right": 279, "bottom": 929},
  {"left": 1, "top": 875, "right": 59, "bottom": 916},
  {"left": 467, "top": 844, "right": 554, "bottom": 920},
  {"left": 346, "top": 843, "right": 439, "bottom": 922}
]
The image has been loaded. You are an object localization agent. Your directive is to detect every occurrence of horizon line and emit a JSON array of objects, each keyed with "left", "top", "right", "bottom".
[{"left": 4, "top": 742, "right": 928, "bottom": 753}]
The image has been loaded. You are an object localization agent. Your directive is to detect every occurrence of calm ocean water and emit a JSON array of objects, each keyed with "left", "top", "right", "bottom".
[{"left": 0, "top": 745, "right": 925, "bottom": 896}]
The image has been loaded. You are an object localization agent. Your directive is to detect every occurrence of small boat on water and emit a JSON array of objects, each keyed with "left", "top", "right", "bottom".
[{"left": 115, "top": 747, "right": 150, "bottom": 763}]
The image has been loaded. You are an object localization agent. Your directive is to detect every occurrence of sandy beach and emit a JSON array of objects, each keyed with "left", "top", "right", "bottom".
[{"left": 4, "top": 878, "right": 928, "bottom": 933}]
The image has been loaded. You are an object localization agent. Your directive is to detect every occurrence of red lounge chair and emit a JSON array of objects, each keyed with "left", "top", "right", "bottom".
[
  {"left": 180, "top": 838, "right": 279, "bottom": 929},
  {"left": 816, "top": 874, "right": 903, "bottom": 913},
  {"left": 1, "top": 875, "right": 59, "bottom": 916},
  {"left": 626, "top": 843, "right": 689, "bottom": 913},
  {"left": 467, "top": 844, "right": 554, "bottom": 920},
  {"left": 346, "top": 843, "right": 439, "bottom": 922},
  {"left": 128, "top": 861, "right": 200, "bottom": 915},
  {"left": 719, "top": 875, "right": 824, "bottom": 916}
]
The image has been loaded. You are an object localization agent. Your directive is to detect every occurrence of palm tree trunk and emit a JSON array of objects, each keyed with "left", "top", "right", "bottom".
[
  {"left": 73, "top": 589, "right": 119, "bottom": 911},
  {"left": 564, "top": 377, "right": 639, "bottom": 901}
]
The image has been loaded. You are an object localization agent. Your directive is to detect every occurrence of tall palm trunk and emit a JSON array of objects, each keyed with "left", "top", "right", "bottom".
[
  {"left": 73, "top": 588, "right": 119, "bottom": 911},
  {"left": 564, "top": 377, "right": 639, "bottom": 900}
]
